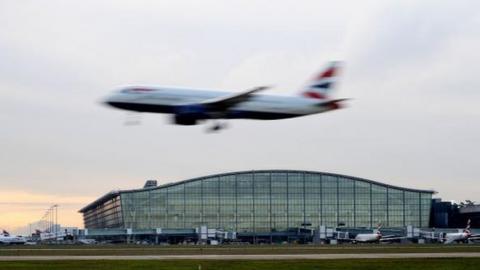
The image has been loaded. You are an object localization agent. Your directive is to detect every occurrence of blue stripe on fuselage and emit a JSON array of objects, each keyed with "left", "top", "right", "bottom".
[{"left": 105, "top": 102, "right": 302, "bottom": 120}]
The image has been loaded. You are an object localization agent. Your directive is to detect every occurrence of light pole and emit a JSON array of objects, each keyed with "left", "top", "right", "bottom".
[{"left": 53, "top": 204, "right": 59, "bottom": 243}]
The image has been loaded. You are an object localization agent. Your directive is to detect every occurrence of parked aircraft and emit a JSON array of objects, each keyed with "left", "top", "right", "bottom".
[
  {"left": 341, "top": 225, "right": 406, "bottom": 243},
  {"left": 0, "top": 230, "right": 26, "bottom": 245},
  {"left": 34, "top": 229, "right": 65, "bottom": 241},
  {"left": 442, "top": 220, "right": 480, "bottom": 244},
  {"left": 104, "top": 62, "right": 347, "bottom": 131}
]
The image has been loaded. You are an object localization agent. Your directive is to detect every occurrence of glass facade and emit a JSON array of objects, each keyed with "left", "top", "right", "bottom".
[
  {"left": 82, "top": 194, "right": 123, "bottom": 229},
  {"left": 81, "top": 171, "right": 434, "bottom": 231}
]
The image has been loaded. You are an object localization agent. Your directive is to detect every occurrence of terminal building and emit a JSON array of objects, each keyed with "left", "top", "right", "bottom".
[{"left": 79, "top": 170, "right": 434, "bottom": 243}]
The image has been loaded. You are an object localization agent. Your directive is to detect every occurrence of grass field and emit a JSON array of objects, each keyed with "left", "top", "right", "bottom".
[
  {"left": 1, "top": 244, "right": 480, "bottom": 256},
  {"left": 1, "top": 258, "right": 480, "bottom": 270}
]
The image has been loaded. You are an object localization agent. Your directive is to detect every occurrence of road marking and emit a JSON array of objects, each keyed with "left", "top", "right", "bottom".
[{"left": 1, "top": 253, "right": 480, "bottom": 261}]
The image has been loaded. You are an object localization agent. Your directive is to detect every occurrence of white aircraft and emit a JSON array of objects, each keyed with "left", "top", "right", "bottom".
[
  {"left": 34, "top": 229, "right": 65, "bottom": 241},
  {"left": 442, "top": 219, "right": 480, "bottom": 244},
  {"left": 103, "top": 62, "right": 347, "bottom": 131},
  {"left": 77, "top": 239, "right": 96, "bottom": 245},
  {"left": 0, "top": 230, "right": 26, "bottom": 245},
  {"left": 342, "top": 225, "right": 406, "bottom": 243}
]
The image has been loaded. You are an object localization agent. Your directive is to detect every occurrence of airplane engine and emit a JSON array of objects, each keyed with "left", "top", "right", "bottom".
[
  {"left": 173, "top": 105, "right": 208, "bottom": 125},
  {"left": 173, "top": 114, "right": 198, "bottom": 125}
]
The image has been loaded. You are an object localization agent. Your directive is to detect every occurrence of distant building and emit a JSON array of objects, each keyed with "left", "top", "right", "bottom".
[
  {"left": 458, "top": 204, "right": 480, "bottom": 227},
  {"left": 80, "top": 170, "right": 434, "bottom": 240},
  {"left": 430, "top": 199, "right": 458, "bottom": 228},
  {"left": 430, "top": 199, "right": 480, "bottom": 228}
]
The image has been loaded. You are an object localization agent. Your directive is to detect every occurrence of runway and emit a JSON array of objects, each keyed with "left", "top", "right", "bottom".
[{"left": 1, "top": 252, "right": 480, "bottom": 261}]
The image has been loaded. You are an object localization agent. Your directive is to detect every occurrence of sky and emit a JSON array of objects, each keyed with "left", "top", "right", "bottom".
[{"left": 1, "top": 0, "right": 480, "bottom": 233}]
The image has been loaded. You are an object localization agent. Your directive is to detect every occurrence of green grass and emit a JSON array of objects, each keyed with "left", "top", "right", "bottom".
[
  {"left": 1, "top": 258, "right": 480, "bottom": 270},
  {"left": 2, "top": 244, "right": 480, "bottom": 256}
]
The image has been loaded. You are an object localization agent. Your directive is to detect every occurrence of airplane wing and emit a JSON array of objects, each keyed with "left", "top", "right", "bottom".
[
  {"left": 444, "top": 238, "right": 455, "bottom": 244},
  {"left": 421, "top": 235, "right": 439, "bottom": 239},
  {"left": 336, "top": 238, "right": 355, "bottom": 241},
  {"left": 198, "top": 86, "right": 271, "bottom": 110},
  {"left": 380, "top": 236, "right": 407, "bottom": 242}
]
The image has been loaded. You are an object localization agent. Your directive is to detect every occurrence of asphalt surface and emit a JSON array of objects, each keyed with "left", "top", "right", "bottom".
[{"left": 1, "top": 253, "right": 480, "bottom": 261}]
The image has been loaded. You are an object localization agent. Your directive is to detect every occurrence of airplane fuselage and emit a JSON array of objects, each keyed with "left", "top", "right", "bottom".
[
  {"left": 0, "top": 235, "right": 26, "bottom": 245},
  {"left": 354, "top": 233, "right": 381, "bottom": 243},
  {"left": 444, "top": 232, "right": 470, "bottom": 243},
  {"left": 105, "top": 87, "right": 339, "bottom": 124}
]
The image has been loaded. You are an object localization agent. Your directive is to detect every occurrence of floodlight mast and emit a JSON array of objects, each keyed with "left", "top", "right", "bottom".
[
  {"left": 54, "top": 204, "right": 59, "bottom": 243},
  {"left": 37, "top": 204, "right": 59, "bottom": 242}
]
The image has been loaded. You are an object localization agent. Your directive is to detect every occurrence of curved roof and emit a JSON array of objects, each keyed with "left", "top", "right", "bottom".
[{"left": 79, "top": 170, "right": 435, "bottom": 213}]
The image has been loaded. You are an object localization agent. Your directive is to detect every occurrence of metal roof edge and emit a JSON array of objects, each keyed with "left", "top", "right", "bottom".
[{"left": 79, "top": 170, "right": 436, "bottom": 213}]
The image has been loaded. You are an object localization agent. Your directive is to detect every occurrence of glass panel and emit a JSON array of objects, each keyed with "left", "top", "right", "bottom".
[
  {"left": 388, "top": 188, "right": 404, "bottom": 227},
  {"left": 82, "top": 172, "right": 433, "bottom": 233},
  {"left": 83, "top": 194, "right": 123, "bottom": 229},
  {"left": 355, "top": 181, "right": 371, "bottom": 227},
  {"left": 371, "top": 184, "right": 387, "bottom": 227},
  {"left": 322, "top": 175, "right": 337, "bottom": 227},
  {"left": 404, "top": 191, "right": 420, "bottom": 227},
  {"left": 271, "top": 173, "right": 287, "bottom": 231},
  {"left": 304, "top": 174, "right": 321, "bottom": 228}
]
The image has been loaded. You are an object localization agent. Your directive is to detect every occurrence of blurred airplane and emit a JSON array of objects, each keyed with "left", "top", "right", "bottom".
[
  {"left": 104, "top": 62, "right": 347, "bottom": 131},
  {"left": 0, "top": 229, "right": 26, "bottom": 245},
  {"left": 342, "top": 224, "right": 406, "bottom": 243}
]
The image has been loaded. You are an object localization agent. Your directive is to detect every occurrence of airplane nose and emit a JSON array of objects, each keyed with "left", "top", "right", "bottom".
[
  {"left": 101, "top": 96, "right": 115, "bottom": 107},
  {"left": 101, "top": 94, "right": 130, "bottom": 110}
]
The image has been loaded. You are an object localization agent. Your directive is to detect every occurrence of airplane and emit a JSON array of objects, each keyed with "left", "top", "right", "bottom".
[
  {"left": 77, "top": 239, "right": 97, "bottom": 245},
  {"left": 441, "top": 219, "right": 480, "bottom": 244},
  {"left": 340, "top": 224, "right": 407, "bottom": 243},
  {"left": 34, "top": 229, "right": 65, "bottom": 241},
  {"left": 0, "top": 229, "right": 26, "bottom": 245},
  {"left": 103, "top": 62, "right": 347, "bottom": 131}
]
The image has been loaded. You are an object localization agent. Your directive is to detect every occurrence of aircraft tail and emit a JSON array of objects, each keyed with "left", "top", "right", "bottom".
[
  {"left": 465, "top": 219, "right": 472, "bottom": 233},
  {"left": 374, "top": 223, "right": 383, "bottom": 236},
  {"left": 300, "top": 61, "right": 341, "bottom": 100}
]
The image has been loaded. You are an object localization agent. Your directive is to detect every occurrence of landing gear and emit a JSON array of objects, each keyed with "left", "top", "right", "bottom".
[{"left": 206, "top": 121, "right": 228, "bottom": 132}]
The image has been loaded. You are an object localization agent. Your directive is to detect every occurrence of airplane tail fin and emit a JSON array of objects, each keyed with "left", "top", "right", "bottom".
[
  {"left": 300, "top": 61, "right": 342, "bottom": 100},
  {"left": 374, "top": 223, "right": 382, "bottom": 235},
  {"left": 465, "top": 219, "right": 472, "bottom": 233}
]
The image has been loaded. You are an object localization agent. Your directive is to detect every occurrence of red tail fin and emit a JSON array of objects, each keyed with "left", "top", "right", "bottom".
[{"left": 300, "top": 61, "right": 342, "bottom": 100}]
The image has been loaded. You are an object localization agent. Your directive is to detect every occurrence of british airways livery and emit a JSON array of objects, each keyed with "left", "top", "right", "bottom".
[
  {"left": 0, "top": 230, "right": 26, "bottom": 245},
  {"left": 104, "top": 62, "right": 347, "bottom": 131},
  {"left": 443, "top": 219, "right": 480, "bottom": 244}
]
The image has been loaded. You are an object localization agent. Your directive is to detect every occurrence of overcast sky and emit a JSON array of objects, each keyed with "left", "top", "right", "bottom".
[{"left": 1, "top": 0, "right": 479, "bottom": 231}]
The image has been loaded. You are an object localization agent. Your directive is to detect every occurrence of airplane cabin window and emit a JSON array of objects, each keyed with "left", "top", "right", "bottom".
[{"left": 121, "top": 88, "right": 155, "bottom": 93}]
